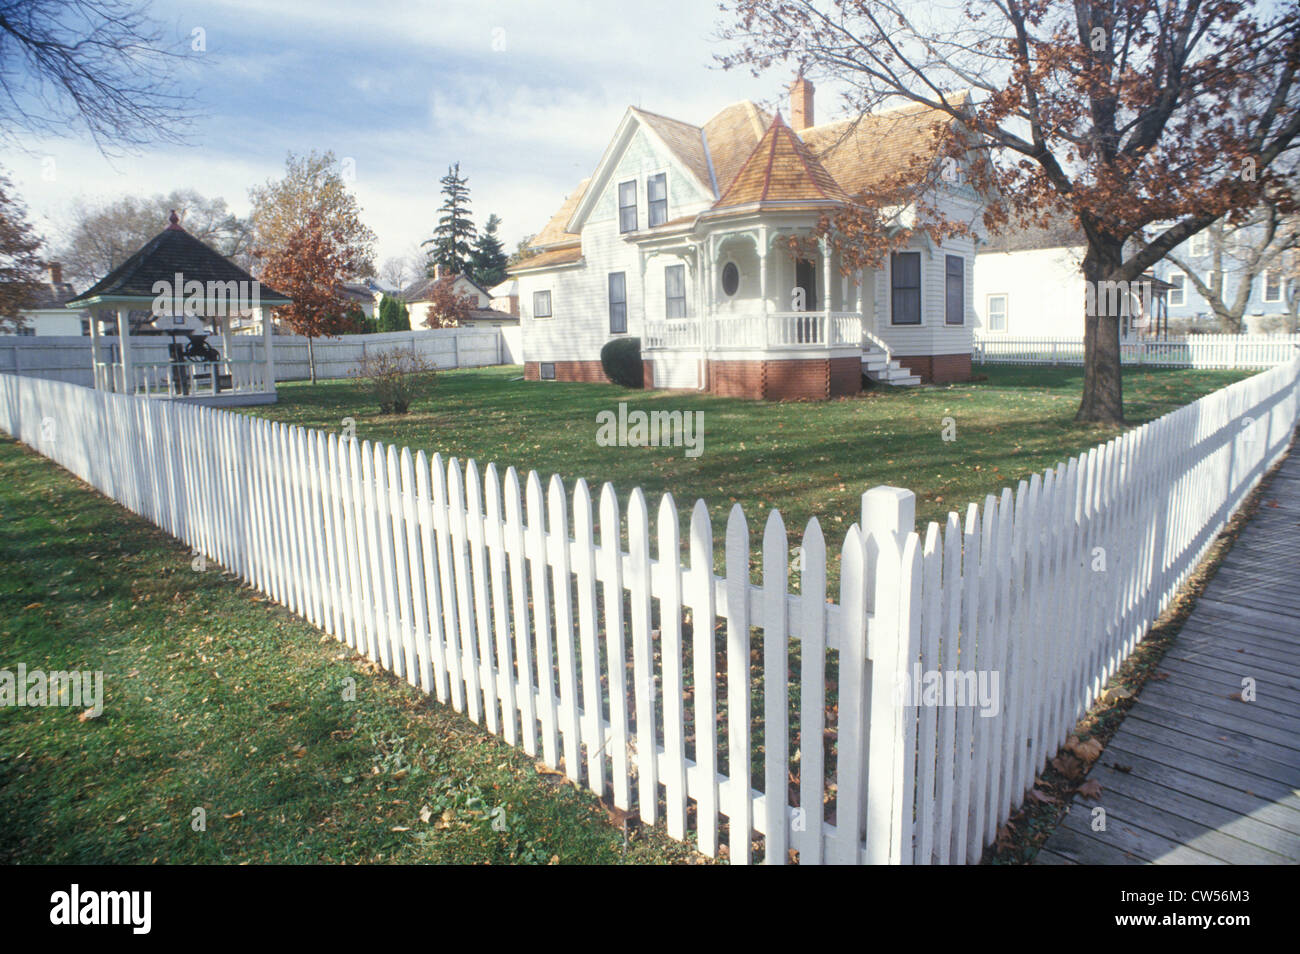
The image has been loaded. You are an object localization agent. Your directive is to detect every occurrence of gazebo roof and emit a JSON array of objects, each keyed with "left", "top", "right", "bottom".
[{"left": 68, "top": 211, "right": 291, "bottom": 307}]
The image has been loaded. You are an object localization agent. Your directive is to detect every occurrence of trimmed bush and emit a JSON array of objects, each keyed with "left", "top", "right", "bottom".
[{"left": 600, "top": 337, "right": 643, "bottom": 388}]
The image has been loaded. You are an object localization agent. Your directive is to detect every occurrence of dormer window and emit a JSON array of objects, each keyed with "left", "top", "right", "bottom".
[
  {"left": 648, "top": 173, "right": 668, "bottom": 227},
  {"left": 618, "top": 180, "right": 637, "bottom": 233}
]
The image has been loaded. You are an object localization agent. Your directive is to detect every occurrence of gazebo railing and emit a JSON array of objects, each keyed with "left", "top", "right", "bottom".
[{"left": 106, "top": 359, "right": 271, "bottom": 398}]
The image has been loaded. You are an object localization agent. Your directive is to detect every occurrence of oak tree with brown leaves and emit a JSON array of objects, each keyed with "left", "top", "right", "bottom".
[
  {"left": 420, "top": 277, "right": 476, "bottom": 329},
  {"left": 259, "top": 213, "right": 356, "bottom": 384},
  {"left": 718, "top": 0, "right": 1300, "bottom": 423}
]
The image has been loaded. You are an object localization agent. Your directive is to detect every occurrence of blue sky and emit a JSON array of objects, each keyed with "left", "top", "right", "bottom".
[{"left": 3, "top": 0, "right": 793, "bottom": 269}]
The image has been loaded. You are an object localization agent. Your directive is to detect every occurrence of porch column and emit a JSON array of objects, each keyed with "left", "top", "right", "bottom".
[
  {"left": 88, "top": 309, "right": 101, "bottom": 390},
  {"left": 820, "top": 237, "right": 832, "bottom": 342},
  {"left": 116, "top": 307, "right": 133, "bottom": 394},
  {"left": 261, "top": 307, "right": 275, "bottom": 392},
  {"left": 759, "top": 227, "right": 769, "bottom": 317}
]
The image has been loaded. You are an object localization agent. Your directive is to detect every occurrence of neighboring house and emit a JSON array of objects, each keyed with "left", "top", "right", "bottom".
[
  {"left": 401, "top": 270, "right": 517, "bottom": 328},
  {"left": 508, "top": 79, "right": 984, "bottom": 398},
  {"left": 975, "top": 216, "right": 1171, "bottom": 337},
  {"left": 341, "top": 280, "right": 384, "bottom": 320},
  {"left": 1, "top": 264, "right": 87, "bottom": 336},
  {"left": 488, "top": 278, "right": 520, "bottom": 318},
  {"left": 1153, "top": 226, "right": 1298, "bottom": 332}
]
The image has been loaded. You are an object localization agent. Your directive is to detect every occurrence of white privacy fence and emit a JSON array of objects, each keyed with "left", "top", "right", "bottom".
[
  {"left": 975, "top": 332, "right": 1300, "bottom": 369},
  {"left": 0, "top": 326, "right": 520, "bottom": 389},
  {"left": 1, "top": 358, "right": 1297, "bottom": 864}
]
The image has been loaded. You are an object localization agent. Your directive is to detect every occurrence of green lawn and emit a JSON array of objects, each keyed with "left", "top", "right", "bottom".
[
  {"left": 0, "top": 437, "right": 698, "bottom": 864},
  {"left": 255, "top": 364, "right": 1251, "bottom": 539}
]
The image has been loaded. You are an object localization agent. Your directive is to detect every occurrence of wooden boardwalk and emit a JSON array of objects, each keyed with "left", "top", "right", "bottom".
[{"left": 1037, "top": 450, "right": 1300, "bottom": 865}]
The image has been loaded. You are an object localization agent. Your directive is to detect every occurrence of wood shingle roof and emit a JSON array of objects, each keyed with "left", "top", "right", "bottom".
[{"left": 713, "top": 113, "right": 852, "bottom": 210}]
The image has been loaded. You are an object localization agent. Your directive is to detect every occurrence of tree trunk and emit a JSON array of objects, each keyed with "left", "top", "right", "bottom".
[
  {"left": 307, "top": 335, "right": 317, "bottom": 385},
  {"left": 1076, "top": 241, "right": 1126, "bottom": 425}
]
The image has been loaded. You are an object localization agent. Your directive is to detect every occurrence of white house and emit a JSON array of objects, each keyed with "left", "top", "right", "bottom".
[
  {"left": 402, "top": 271, "right": 517, "bottom": 328},
  {"left": 974, "top": 216, "right": 1172, "bottom": 338},
  {"left": 509, "top": 79, "right": 984, "bottom": 399},
  {"left": 974, "top": 219, "right": 1086, "bottom": 337},
  {"left": 1, "top": 264, "right": 86, "bottom": 336}
]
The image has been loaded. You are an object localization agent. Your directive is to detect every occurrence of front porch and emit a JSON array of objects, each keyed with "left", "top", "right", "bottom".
[{"left": 638, "top": 223, "right": 921, "bottom": 397}]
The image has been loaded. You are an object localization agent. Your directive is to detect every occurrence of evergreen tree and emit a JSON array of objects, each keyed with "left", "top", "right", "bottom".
[
  {"left": 422, "top": 163, "right": 475, "bottom": 276},
  {"left": 469, "top": 213, "right": 509, "bottom": 288},
  {"left": 376, "top": 294, "right": 410, "bottom": 333}
]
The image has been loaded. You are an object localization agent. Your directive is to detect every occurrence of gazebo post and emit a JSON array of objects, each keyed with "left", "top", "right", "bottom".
[
  {"left": 88, "top": 309, "right": 102, "bottom": 390},
  {"left": 219, "top": 314, "right": 234, "bottom": 390},
  {"left": 116, "top": 307, "right": 133, "bottom": 395},
  {"left": 261, "top": 307, "right": 275, "bottom": 393}
]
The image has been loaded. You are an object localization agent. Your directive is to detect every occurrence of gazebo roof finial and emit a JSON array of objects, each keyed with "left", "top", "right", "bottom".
[{"left": 167, "top": 209, "right": 182, "bottom": 230}]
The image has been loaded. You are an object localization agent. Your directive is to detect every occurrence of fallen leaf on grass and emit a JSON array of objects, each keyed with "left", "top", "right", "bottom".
[
  {"left": 1028, "top": 788, "right": 1059, "bottom": 805},
  {"left": 78, "top": 707, "right": 101, "bottom": 722}
]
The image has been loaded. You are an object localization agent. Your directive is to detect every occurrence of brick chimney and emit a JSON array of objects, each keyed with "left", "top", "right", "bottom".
[
  {"left": 46, "top": 262, "right": 62, "bottom": 285},
  {"left": 790, "top": 76, "right": 814, "bottom": 131}
]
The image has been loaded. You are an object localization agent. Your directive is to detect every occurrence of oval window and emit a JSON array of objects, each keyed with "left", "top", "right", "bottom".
[{"left": 721, "top": 262, "right": 740, "bottom": 297}]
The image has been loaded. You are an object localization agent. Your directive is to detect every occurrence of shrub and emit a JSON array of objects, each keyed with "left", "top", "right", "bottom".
[
  {"left": 351, "top": 346, "right": 436, "bottom": 414},
  {"left": 600, "top": 337, "right": 643, "bottom": 388}
]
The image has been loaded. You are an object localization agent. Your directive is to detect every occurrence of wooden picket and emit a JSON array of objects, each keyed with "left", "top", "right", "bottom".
[{"left": 1, "top": 354, "right": 1297, "bottom": 865}]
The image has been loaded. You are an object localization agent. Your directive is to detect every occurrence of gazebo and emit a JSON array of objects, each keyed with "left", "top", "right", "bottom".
[{"left": 67, "top": 211, "right": 292, "bottom": 406}]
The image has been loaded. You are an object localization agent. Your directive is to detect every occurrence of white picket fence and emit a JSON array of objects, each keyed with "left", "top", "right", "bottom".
[
  {"left": 0, "top": 326, "right": 521, "bottom": 389},
  {"left": 974, "top": 332, "right": 1300, "bottom": 369},
  {"left": 1, "top": 357, "right": 1297, "bottom": 864}
]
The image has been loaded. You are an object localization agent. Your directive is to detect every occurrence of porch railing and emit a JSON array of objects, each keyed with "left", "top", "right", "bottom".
[{"left": 645, "top": 311, "right": 862, "bottom": 352}]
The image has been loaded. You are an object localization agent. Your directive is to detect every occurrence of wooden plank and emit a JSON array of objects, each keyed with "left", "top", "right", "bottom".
[
  {"left": 795, "top": 516, "right": 825, "bottom": 865},
  {"left": 724, "top": 503, "right": 752, "bottom": 864},
  {"left": 599, "top": 483, "right": 631, "bottom": 811},
  {"left": 524, "top": 471, "right": 558, "bottom": 764},
  {"left": 761, "top": 507, "right": 788, "bottom": 864},
  {"left": 628, "top": 489, "right": 657, "bottom": 825},
  {"left": 547, "top": 474, "right": 581, "bottom": 781},
  {"left": 659, "top": 493, "right": 688, "bottom": 842},
  {"left": 570, "top": 480, "right": 603, "bottom": 793}
]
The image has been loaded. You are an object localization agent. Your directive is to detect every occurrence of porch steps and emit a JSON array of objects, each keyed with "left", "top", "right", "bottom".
[{"left": 862, "top": 348, "right": 921, "bottom": 386}]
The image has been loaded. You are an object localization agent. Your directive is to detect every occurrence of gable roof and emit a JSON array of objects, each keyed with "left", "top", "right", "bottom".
[
  {"left": 630, "top": 108, "right": 713, "bottom": 192},
  {"left": 979, "top": 209, "right": 1083, "bottom": 253},
  {"left": 15, "top": 280, "right": 80, "bottom": 311},
  {"left": 800, "top": 96, "right": 970, "bottom": 199},
  {"left": 702, "top": 101, "right": 773, "bottom": 197},
  {"left": 513, "top": 93, "right": 968, "bottom": 272},
  {"left": 713, "top": 113, "right": 852, "bottom": 210},
  {"left": 530, "top": 178, "right": 589, "bottom": 250},
  {"left": 70, "top": 214, "right": 290, "bottom": 305},
  {"left": 401, "top": 273, "right": 492, "bottom": 302}
]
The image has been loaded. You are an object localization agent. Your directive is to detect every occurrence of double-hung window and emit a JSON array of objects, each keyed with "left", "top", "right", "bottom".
[
  {"left": 986, "top": 294, "right": 1008, "bottom": 332},
  {"left": 665, "top": 264, "right": 686, "bottom": 318},
  {"left": 891, "top": 252, "right": 922, "bottom": 325},
  {"left": 945, "top": 254, "right": 965, "bottom": 325},
  {"left": 618, "top": 180, "right": 637, "bottom": 233},
  {"left": 648, "top": 173, "right": 668, "bottom": 227},
  {"left": 609, "top": 272, "right": 627, "bottom": 333},
  {"left": 533, "top": 290, "right": 552, "bottom": 318}
]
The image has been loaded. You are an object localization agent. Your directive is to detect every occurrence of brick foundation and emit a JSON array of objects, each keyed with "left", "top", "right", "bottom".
[
  {"left": 894, "top": 353, "right": 972, "bottom": 384},
  {"left": 705, "top": 357, "right": 862, "bottom": 401},
  {"left": 524, "top": 360, "right": 608, "bottom": 383},
  {"left": 642, "top": 360, "right": 654, "bottom": 389}
]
